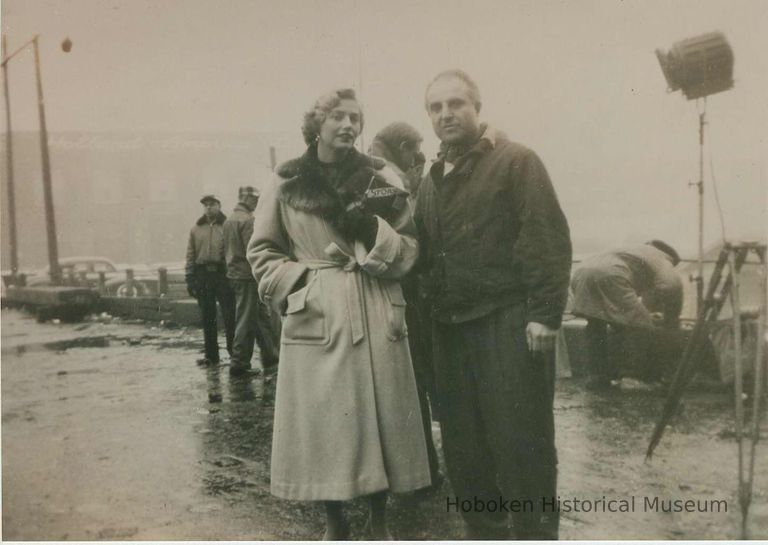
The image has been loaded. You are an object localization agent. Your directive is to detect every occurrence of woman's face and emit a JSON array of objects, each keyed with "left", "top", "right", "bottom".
[{"left": 318, "top": 99, "right": 362, "bottom": 153}]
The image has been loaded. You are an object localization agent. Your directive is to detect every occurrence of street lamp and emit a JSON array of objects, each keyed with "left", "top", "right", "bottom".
[{"left": 2, "top": 34, "right": 70, "bottom": 284}]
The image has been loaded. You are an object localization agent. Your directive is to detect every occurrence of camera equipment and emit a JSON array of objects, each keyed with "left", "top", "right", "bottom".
[{"left": 656, "top": 32, "right": 734, "bottom": 100}]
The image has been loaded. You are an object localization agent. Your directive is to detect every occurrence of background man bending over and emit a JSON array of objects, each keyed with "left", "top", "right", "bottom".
[{"left": 570, "top": 240, "right": 683, "bottom": 389}]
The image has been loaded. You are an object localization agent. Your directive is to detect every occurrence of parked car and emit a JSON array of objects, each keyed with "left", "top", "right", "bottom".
[{"left": 24, "top": 256, "right": 157, "bottom": 297}]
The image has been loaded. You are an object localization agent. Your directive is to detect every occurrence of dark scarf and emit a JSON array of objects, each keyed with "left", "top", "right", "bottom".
[
  {"left": 196, "top": 211, "right": 226, "bottom": 226},
  {"left": 439, "top": 122, "right": 489, "bottom": 164}
]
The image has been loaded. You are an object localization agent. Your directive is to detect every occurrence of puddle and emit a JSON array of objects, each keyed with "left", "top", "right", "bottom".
[
  {"left": 2, "top": 333, "right": 198, "bottom": 355},
  {"left": 5, "top": 336, "right": 111, "bottom": 355}
]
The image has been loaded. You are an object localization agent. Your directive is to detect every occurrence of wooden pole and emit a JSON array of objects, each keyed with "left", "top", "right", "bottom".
[
  {"left": 32, "top": 36, "right": 61, "bottom": 284},
  {"left": 98, "top": 271, "right": 106, "bottom": 295},
  {"left": 2, "top": 36, "right": 20, "bottom": 278},
  {"left": 125, "top": 268, "right": 135, "bottom": 296},
  {"left": 269, "top": 146, "right": 277, "bottom": 171},
  {"left": 157, "top": 267, "right": 168, "bottom": 296}
]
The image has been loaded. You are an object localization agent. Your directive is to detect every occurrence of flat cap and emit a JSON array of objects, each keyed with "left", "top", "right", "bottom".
[{"left": 200, "top": 194, "right": 220, "bottom": 205}]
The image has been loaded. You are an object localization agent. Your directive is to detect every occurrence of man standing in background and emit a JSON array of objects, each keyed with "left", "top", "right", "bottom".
[
  {"left": 223, "top": 186, "right": 280, "bottom": 377},
  {"left": 415, "top": 70, "right": 572, "bottom": 539},
  {"left": 369, "top": 123, "right": 442, "bottom": 490},
  {"left": 185, "top": 194, "right": 236, "bottom": 365}
]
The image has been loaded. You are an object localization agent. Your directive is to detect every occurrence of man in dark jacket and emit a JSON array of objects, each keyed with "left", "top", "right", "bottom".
[
  {"left": 415, "top": 70, "right": 572, "bottom": 539},
  {"left": 223, "top": 186, "right": 280, "bottom": 376},
  {"left": 186, "top": 194, "right": 236, "bottom": 365},
  {"left": 369, "top": 123, "right": 442, "bottom": 490}
]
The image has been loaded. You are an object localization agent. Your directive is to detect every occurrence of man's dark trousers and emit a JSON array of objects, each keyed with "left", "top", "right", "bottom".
[
  {"left": 195, "top": 264, "right": 236, "bottom": 363},
  {"left": 403, "top": 276, "right": 440, "bottom": 483},
  {"left": 585, "top": 317, "right": 686, "bottom": 383},
  {"left": 230, "top": 279, "right": 280, "bottom": 371},
  {"left": 433, "top": 303, "right": 558, "bottom": 540}
]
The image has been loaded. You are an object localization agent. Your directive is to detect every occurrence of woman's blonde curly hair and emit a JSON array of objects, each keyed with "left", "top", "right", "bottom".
[{"left": 301, "top": 88, "right": 364, "bottom": 146}]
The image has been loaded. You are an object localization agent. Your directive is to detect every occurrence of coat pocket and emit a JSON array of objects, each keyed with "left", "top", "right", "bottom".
[
  {"left": 282, "top": 276, "right": 329, "bottom": 345},
  {"left": 384, "top": 282, "right": 408, "bottom": 341}
]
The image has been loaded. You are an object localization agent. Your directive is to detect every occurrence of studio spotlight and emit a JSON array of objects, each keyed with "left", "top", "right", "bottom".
[{"left": 656, "top": 31, "right": 734, "bottom": 100}]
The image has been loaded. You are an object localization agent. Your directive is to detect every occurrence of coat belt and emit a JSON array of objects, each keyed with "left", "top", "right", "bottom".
[{"left": 301, "top": 243, "right": 366, "bottom": 345}]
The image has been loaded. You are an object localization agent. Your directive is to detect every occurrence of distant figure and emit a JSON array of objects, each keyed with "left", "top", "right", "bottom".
[
  {"left": 570, "top": 240, "right": 683, "bottom": 389},
  {"left": 369, "top": 123, "right": 442, "bottom": 490},
  {"left": 185, "top": 194, "right": 236, "bottom": 365},
  {"left": 223, "top": 186, "right": 280, "bottom": 376}
]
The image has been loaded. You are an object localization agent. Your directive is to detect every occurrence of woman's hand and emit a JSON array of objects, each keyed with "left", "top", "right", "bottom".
[{"left": 338, "top": 201, "right": 378, "bottom": 249}]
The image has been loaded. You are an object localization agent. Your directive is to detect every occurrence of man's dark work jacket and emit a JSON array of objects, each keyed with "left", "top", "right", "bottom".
[{"left": 414, "top": 128, "right": 572, "bottom": 329}]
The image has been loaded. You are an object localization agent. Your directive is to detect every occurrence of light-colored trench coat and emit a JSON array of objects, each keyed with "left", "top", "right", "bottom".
[{"left": 246, "top": 161, "right": 430, "bottom": 501}]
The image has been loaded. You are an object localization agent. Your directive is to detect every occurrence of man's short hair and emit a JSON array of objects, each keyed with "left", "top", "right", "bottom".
[
  {"left": 424, "top": 69, "right": 482, "bottom": 112},
  {"left": 647, "top": 239, "right": 681, "bottom": 266},
  {"left": 374, "top": 122, "right": 422, "bottom": 151},
  {"left": 301, "top": 88, "right": 364, "bottom": 146}
]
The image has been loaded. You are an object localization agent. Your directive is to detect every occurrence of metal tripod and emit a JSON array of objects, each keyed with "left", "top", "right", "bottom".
[{"left": 646, "top": 241, "right": 767, "bottom": 538}]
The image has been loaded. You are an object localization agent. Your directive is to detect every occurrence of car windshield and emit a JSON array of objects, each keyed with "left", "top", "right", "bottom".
[
  {"left": 53, "top": 259, "right": 118, "bottom": 274},
  {"left": 92, "top": 261, "right": 116, "bottom": 273}
]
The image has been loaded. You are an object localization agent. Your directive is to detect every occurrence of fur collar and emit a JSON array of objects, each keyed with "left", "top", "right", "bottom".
[
  {"left": 196, "top": 211, "right": 227, "bottom": 226},
  {"left": 276, "top": 145, "right": 387, "bottom": 217}
]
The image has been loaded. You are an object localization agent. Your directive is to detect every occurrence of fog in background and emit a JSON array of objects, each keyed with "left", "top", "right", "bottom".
[{"left": 1, "top": 0, "right": 766, "bottom": 268}]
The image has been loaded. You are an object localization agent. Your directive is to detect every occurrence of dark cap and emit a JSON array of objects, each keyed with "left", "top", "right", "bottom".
[
  {"left": 238, "top": 186, "right": 260, "bottom": 201},
  {"left": 200, "top": 194, "right": 220, "bottom": 205}
]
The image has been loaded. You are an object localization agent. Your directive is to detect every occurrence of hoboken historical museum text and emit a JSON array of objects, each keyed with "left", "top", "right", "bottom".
[{"left": 446, "top": 495, "right": 728, "bottom": 514}]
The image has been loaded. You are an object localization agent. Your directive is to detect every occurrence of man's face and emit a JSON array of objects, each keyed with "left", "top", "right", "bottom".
[
  {"left": 318, "top": 99, "right": 362, "bottom": 153},
  {"left": 398, "top": 141, "right": 422, "bottom": 173},
  {"left": 243, "top": 194, "right": 259, "bottom": 210},
  {"left": 203, "top": 201, "right": 221, "bottom": 218},
  {"left": 425, "top": 76, "right": 481, "bottom": 146}
]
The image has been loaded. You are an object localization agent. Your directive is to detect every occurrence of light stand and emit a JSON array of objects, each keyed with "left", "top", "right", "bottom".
[
  {"left": 694, "top": 104, "right": 706, "bottom": 309},
  {"left": 656, "top": 31, "right": 734, "bottom": 312}
]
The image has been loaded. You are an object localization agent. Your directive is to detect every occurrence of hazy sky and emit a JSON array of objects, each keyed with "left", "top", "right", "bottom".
[{"left": 2, "top": 0, "right": 766, "bottom": 255}]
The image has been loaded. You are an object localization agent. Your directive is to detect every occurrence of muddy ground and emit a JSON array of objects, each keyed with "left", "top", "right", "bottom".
[{"left": 2, "top": 309, "right": 766, "bottom": 540}]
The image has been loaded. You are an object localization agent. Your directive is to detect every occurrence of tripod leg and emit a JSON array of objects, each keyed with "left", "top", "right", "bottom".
[
  {"left": 745, "top": 249, "right": 767, "bottom": 539},
  {"left": 729, "top": 250, "right": 749, "bottom": 539},
  {"left": 647, "top": 246, "right": 732, "bottom": 458}
]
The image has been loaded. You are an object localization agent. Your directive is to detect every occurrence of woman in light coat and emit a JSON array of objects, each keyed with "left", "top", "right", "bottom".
[{"left": 247, "top": 88, "right": 430, "bottom": 540}]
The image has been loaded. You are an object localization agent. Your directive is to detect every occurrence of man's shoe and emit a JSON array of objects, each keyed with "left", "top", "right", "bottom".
[
  {"left": 322, "top": 519, "right": 350, "bottom": 541},
  {"left": 196, "top": 358, "right": 218, "bottom": 366},
  {"left": 229, "top": 365, "right": 257, "bottom": 377},
  {"left": 262, "top": 364, "right": 278, "bottom": 381},
  {"left": 464, "top": 523, "right": 510, "bottom": 540},
  {"left": 585, "top": 377, "right": 616, "bottom": 391}
]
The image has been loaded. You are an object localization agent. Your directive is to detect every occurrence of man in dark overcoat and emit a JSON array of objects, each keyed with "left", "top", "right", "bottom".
[
  {"left": 185, "top": 194, "right": 236, "bottom": 365},
  {"left": 414, "top": 70, "right": 572, "bottom": 539}
]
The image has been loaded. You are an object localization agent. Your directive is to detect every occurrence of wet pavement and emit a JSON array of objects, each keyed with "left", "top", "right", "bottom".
[{"left": 2, "top": 309, "right": 767, "bottom": 540}]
